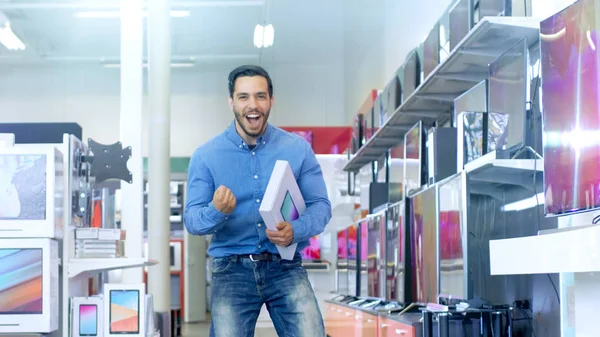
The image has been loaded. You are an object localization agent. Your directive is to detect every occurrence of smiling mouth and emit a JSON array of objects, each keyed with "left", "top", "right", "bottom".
[{"left": 246, "top": 114, "right": 261, "bottom": 127}]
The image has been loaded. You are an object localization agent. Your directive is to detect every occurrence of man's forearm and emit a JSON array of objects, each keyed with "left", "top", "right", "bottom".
[
  {"left": 184, "top": 202, "right": 228, "bottom": 236},
  {"left": 291, "top": 200, "right": 332, "bottom": 244}
]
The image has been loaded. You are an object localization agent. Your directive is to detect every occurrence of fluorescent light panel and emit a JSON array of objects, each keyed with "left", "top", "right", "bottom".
[
  {"left": 75, "top": 10, "right": 190, "bottom": 18},
  {"left": 253, "top": 23, "right": 274, "bottom": 48},
  {"left": 0, "top": 23, "right": 25, "bottom": 51}
]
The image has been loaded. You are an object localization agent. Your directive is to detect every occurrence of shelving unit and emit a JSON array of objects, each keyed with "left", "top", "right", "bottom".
[
  {"left": 343, "top": 16, "right": 541, "bottom": 173},
  {"left": 489, "top": 225, "right": 600, "bottom": 275},
  {"left": 69, "top": 257, "right": 157, "bottom": 278},
  {"left": 465, "top": 155, "right": 543, "bottom": 196}
]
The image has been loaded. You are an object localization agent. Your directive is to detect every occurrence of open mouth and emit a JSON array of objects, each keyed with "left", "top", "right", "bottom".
[{"left": 246, "top": 114, "right": 261, "bottom": 127}]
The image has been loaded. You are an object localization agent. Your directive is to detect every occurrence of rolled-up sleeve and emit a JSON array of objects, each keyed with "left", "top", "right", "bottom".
[
  {"left": 184, "top": 150, "right": 228, "bottom": 236},
  {"left": 290, "top": 144, "right": 332, "bottom": 244}
]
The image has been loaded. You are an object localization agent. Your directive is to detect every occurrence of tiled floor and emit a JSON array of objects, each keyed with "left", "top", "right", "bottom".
[{"left": 182, "top": 322, "right": 279, "bottom": 337}]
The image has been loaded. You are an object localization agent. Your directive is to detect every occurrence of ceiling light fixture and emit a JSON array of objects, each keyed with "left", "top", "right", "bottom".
[
  {"left": 0, "top": 23, "right": 25, "bottom": 51},
  {"left": 253, "top": 23, "right": 274, "bottom": 48},
  {"left": 74, "top": 10, "right": 190, "bottom": 18}
]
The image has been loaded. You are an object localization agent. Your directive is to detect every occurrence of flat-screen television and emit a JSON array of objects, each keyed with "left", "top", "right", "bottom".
[
  {"left": 366, "top": 212, "right": 386, "bottom": 299},
  {"left": 300, "top": 236, "right": 321, "bottom": 260},
  {"left": 359, "top": 220, "right": 369, "bottom": 297},
  {"left": 488, "top": 37, "right": 530, "bottom": 152},
  {"left": 423, "top": 22, "right": 440, "bottom": 79},
  {"left": 541, "top": 0, "right": 600, "bottom": 216},
  {"left": 381, "top": 76, "right": 402, "bottom": 127},
  {"left": 438, "top": 172, "right": 467, "bottom": 302},
  {"left": 386, "top": 201, "right": 407, "bottom": 303},
  {"left": 409, "top": 185, "right": 439, "bottom": 305},
  {"left": 439, "top": 6, "right": 451, "bottom": 63},
  {"left": 388, "top": 144, "right": 404, "bottom": 203},
  {"left": 337, "top": 229, "right": 349, "bottom": 295},
  {"left": 453, "top": 79, "right": 488, "bottom": 128},
  {"left": 478, "top": 0, "right": 512, "bottom": 17},
  {"left": 404, "top": 121, "right": 427, "bottom": 196},
  {"left": 403, "top": 49, "right": 421, "bottom": 99},
  {"left": 347, "top": 224, "right": 358, "bottom": 296},
  {"left": 457, "top": 111, "right": 510, "bottom": 170},
  {"left": 449, "top": 0, "right": 471, "bottom": 52}
]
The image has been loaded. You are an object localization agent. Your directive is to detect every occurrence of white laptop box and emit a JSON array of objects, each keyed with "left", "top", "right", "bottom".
[{"left": 259, "top": 160, "right": 306, "bottom": 260}]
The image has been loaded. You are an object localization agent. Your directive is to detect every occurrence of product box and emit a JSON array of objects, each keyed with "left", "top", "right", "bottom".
[
  {"left": 72, "top": 296, "right": 104, "bottom": 337},
  {"left": 0, "top": 238, "right": 60, "bottom": 333},
  {"left": 0, "top": 145, "right": 64, "bottom": 238},
  {"left": 259, "top": 160, "right": 306, "bottom": 260},
  {"left": 103, "top": 283, "right": 146, "bottom": 337}
]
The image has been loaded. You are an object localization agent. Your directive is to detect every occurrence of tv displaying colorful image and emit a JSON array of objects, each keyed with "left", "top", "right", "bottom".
[
  {"left": 347, "top": 225, "right": 357, "bottom": 259},
  {"left": 366, "top": 216, "right": 383, "bottom": 298},
  {"left": 280, "top": 191, "right": 299, "bottom": 222},
  {"left": 488, "top": 37, "right": 529, "bottom": 151},
  {"left": 454, "top": 79, "right": 487, "bottom": 128},
  {"left": 409, "top": 186, "right": 438, "bottom": 304},
  {"left": 347, "top": 224, "right": 358, "bottom": 296},
  {"left": 0, "top": 248, "right": 43, "bottom": 314},
  {"left": 438, "top": 174, "right": 466, "bottom": 300},
  {"left": 109, "top": 290, "right": 140, "bottom": 333},
  {"left": 386, "top": 202, "right": 405, "bottom": 302},
  {"left": 404, "top": 121, "right": 426, "bottom": 196},
  {"left": 541, "top": 0, "right": 600, "bottom": 216},
  {"left": 300, "top": 236, "right": 321, "bottom": 260},
  {"left": 0, "top": 154, "right": 47, "bottom": 220},
  {"left": 79, "top": 304, "right": 98, "bottom": 336}
]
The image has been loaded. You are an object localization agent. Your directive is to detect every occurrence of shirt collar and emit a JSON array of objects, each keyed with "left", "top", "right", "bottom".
[{"left": 225, "top": 120, "right": 273, "bottom": 148}]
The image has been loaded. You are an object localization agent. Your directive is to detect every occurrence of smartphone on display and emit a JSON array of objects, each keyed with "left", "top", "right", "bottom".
[
  {"left": 79, "top": 304, "right": 98, "bottom": 336},
  {"left": 280, "top": 191, "right": 299, "bottom": 222},
  {"left": 109, "top": 290, "right": 140, "bottom": 334}
]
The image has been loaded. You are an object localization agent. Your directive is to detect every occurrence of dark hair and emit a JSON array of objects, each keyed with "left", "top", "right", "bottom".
[{"left": 228, "top": 65, "right": 273, "bottom": 98}]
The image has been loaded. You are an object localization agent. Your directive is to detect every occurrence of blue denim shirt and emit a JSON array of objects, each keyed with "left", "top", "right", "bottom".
[{"left": 184, "top": 121, "right": 332, "bottom": 258}]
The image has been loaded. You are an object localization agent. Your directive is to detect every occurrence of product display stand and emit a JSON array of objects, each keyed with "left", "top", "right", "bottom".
[{"left": 0, "top": 134, "right": 157, "bottom": 337}]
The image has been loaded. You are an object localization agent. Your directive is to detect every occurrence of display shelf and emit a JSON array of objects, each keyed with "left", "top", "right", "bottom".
[
  {"left": 68, "top": 257, "right": 158, "bottom": 278},
  {"left": 465, "top": 156, "right": 542, "bottom": 194},
  {"left": 343, "top": 16, "right": 541, "bottom": 172},
  {"left": 303, "top": 261, "right": 331, "bottom": 272},
  {"left": 489, "top": 225, "right": 600, "bottom": 275}
]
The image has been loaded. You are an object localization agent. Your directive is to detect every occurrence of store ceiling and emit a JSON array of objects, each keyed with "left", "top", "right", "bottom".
[{"left": 0, "top": 0, "right": 344, "bottom": 66}]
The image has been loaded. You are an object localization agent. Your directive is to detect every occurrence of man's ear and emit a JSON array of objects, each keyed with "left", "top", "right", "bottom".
[{"left": 228, "top": 96, "right": 233, "bottom": 110}]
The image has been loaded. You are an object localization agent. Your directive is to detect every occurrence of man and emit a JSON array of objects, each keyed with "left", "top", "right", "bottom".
[{"left": 184, "top": 65, "right": 332, "bottom": 337}]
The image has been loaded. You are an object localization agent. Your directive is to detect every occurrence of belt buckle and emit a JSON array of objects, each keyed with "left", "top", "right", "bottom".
[{"left": 249, "top": 254, "right": 259, "bottom": 262}]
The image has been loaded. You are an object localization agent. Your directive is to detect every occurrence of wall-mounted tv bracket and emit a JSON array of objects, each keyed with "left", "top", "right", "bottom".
[{"left": 87, "top": 138, "right": 133, "bottom": 184}]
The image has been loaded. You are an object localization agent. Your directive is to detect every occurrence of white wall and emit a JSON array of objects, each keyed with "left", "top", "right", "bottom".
[
  {"left": 0, "top": 61, "right": 345, "bottom": 157},
  {"left": 342, "top": 0, "right": 452, "bottom": 120}
]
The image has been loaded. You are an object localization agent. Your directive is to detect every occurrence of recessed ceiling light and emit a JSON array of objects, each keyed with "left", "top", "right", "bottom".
[
  {"left": 74, "top": 10, "right": 190, "bottom": 19},
  {"left": 0, "top": 23, "right": 25, "bottom": 51}
]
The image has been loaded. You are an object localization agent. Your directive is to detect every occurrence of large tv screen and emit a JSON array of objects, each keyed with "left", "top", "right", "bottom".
[
  {"left": 409, "top": 186, "right": 438, "bottom": 305},
  {"left": 488, "top": 37, "right": 529, "bottom": 151},
  {"left": 367, "top": 216, "right": 381, "bottom": 298},
  {"left": 403, "top": 49, "right": 421, "bottom": 99},
  {"left": 541, "top": 0, "right": 600, "bottom": 216},
  {"left": 438, "top": 173, "right": 466, "bottom": 301},
  {"left": 386, "top": 201, "right": 406, "bottom": 303}
]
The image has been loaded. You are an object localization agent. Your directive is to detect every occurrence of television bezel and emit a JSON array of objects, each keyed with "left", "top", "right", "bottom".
[{"left": 403, "top": 121, "right": 428, "bottom": 197}]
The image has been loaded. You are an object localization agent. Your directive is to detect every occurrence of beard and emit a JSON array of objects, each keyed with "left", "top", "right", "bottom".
[{"left": 233, "top": 107, "right": 270, "bottom": 139}]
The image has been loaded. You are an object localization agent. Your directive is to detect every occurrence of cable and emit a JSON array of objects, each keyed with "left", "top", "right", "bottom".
[
  {"left": 547, "top": 274, "right": 560, "bottom": 305},
  {"left": 593, "top": 214, "right": 600, "bottom": 224},
  {"left": 517, "top": 308, "right": 538, "bottom": 337}
]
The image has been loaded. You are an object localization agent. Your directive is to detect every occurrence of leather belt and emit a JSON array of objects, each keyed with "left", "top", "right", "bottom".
[{"left": 241, "top": 252, "right": 279, "bottom": 262}]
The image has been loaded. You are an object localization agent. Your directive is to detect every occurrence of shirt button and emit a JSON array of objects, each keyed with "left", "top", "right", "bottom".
[
  {"left": 263, "top": 141, "right": 266, "bottom": 144},
  {"left": 239, "top": 145, "right": 242, "bottom": 148},
  {"left": 254, "top": 175, "right": 258, "bottom": 179},
  {"left": 252, "top": 152, "right": 256, "bottom": 155},
  {"left": 256, "top": 199, "right": 260, "bottom": 203},
  {"left": 258, "top": 244, "right": 262, "bottom": 248},
  {"left": 258, "top": 223, "right": 262, "bottom": 227}
]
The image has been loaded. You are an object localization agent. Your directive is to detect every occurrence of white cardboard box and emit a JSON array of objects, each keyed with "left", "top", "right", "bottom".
[
  {"left": 259, "top": 160, "right": 306, "bottom": 260},
  {"left": 103, "top": 283, "right": 146, "bottom": 337},
  {"left": 72, "top": 296, "right": 104, "bottom": 337},
  {"left": 0, "top": 238, "right": 59, "bottom": 333},
  {"left": 0, "top": 145, "right": 64, "bottom": 238}
]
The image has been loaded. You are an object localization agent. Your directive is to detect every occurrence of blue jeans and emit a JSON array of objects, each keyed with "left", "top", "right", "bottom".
[{"left": 209, "top": 254, "right": 325, "bottom": 337}]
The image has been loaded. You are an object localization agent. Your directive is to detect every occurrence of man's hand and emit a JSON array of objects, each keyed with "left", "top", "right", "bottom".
[
  {"left": 266, "top": 222, "right": 294, "bottom": 247},
  {"left": 212, "top": 185, "right": 236, "bottom": 214}
]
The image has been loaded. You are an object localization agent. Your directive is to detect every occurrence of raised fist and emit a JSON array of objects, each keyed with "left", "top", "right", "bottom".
[{"left": 213, "top": 185, "right": 236, "bottom": 215}]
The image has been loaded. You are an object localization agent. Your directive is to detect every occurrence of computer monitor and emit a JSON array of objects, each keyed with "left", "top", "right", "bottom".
[
  {"left": 404, "top": 121, "right": 428, "bottom": 196},
  {"left": 402, "top": 49, "right": 421, "bottom": 99}
]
